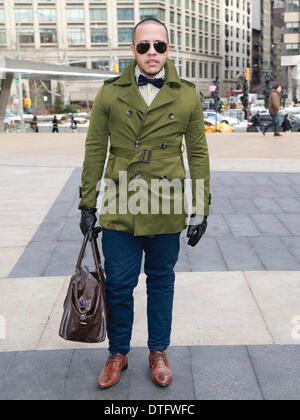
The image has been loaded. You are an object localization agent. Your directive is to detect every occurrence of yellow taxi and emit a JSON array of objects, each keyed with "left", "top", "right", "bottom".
[{"left": 204, "top": 118, "right": 234, "bottom": 133}]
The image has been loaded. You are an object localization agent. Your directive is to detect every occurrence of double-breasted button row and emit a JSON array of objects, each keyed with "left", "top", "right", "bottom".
[
  {"left": 133, "top": 173, "right": 167, "bottom": 180},
  {"left": 134, "top": 141, "right": 167, "bottom": 148},
  {"left": 127, "top": 110, "right": 174, "bottom": 120}
]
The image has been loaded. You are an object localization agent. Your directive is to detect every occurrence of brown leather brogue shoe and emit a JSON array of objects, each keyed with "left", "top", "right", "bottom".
[
  {"left": 98, "top": 353, "right": 128, "bottom": 389},
  {"left": 149, "top": 350, "right": 173, "bottom": 387}
]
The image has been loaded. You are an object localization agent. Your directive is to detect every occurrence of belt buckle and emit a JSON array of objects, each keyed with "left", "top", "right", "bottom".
[{"left": 140, "top": 148, "right": 152, "bottom": 164}]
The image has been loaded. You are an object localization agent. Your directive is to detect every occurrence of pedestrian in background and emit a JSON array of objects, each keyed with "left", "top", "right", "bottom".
[
  {"left": 30, "top": 115, "right": 39, "bottom": 133},
  {"left": 52, "top": 115, "right": 59, "bottom": 133},
  {"left": 281, "top": 113, "right": 292, "bottom": 133},
  {"left": 250, "top": 111, "right": 261, "bottom": 132},
  {"left": 70, "top": 116, "right": 78, "bottom": 133},
  {"left": 262, "top": 82, "right": 282, "bottom": 136}
]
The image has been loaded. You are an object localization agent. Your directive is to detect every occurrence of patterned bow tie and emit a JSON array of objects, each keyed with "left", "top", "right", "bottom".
[{"left": 138, "top": 74, "right": 164, "bottom": 89}]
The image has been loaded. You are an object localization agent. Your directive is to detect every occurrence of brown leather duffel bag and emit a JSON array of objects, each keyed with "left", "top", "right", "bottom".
[{"left": 59, "top": 234, "right": 108, "bottom": 343}]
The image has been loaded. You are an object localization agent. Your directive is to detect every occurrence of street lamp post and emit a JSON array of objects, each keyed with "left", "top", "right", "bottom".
[
  {"left": 108, "top": 37, "right": 113, "bottom": 72},
  {"left": 16, "top": 22, "right": 25, "bottom": 133}
]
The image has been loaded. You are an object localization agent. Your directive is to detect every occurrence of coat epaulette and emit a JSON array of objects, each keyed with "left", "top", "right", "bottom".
[
  {"left": 180, "top": 78, "right": 196, "bottom": 88},
  {"left": 104, "top": 76, "right": 120, "bottom": 85}
]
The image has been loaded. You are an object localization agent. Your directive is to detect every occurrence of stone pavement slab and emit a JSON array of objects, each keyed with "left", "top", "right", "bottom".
[
  {"left": 0, "top": 277, "right": 66, "bottom": 352},
  {"left": 2, "top": 132, "right": 300, "bottom": 169},
  {"left": 216, "top": 238, "right": 264, "bottom": 271},
  {"left": 245, "top": 271, "right": 300, "bottom": 344},
  {"left": 6, "top": 272, "right": 299, "bottom": 353},
  {"left": 190, "top": 346, "right": 263, "bottom": 400},
  {"left": 280, "top": 237, "right": 300, "bottom": 263},
  {"left": 248, "top": 345, "right": 300, "bottom": 401},
  {"left": 0, "top": 164, "right": 74, "bottom": 276},
  {"left": 249, "top": 237, "right": 299, "bottom": 271},
  {"left": 1, "top": 345, "right": 300, "bottom": 400},
  {"left": 277, "top": 214, "right": 300, "bottom": 236},
  {"left": 0, "top": 247, "right": 25, "bottom": 278},
  {"left": 8, "top": 169, "right": 300, "bottom": 276}
]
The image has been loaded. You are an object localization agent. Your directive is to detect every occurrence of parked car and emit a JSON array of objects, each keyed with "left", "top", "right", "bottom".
[
  {"left": 203, "top": 111, "right": 239, "bottom": 127},
  {"left": 247, "top": 113, "right": 300, "bottom": 132},
  {"left": 222, "top": 109, "right": 247, "bottom": 123},
  {"left": 202, "top": 99, "right": 215, "bottom": 110},
  {"left": 204, "top": 118, "right": 234, "bottom": 133},
  {"left": 4, "top": 110, "right": 21, "bottom": 131}
]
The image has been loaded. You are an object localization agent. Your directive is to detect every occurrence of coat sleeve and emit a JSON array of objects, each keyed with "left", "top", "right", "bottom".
[
  {"left": 78, "top": 84, "right": 110, "bottom": 209},
  {"left": 185, "top": 89, "right": 211, "bottom": 216}
]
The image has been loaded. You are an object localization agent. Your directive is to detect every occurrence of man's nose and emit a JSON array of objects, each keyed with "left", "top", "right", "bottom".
[{"left": 147, "top": 43, "right": 157, "bottom": 54}]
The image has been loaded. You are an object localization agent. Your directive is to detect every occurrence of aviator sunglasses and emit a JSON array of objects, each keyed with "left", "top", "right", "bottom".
[{"left": 136, "top": 41, "right": 168, "bottom": 55}]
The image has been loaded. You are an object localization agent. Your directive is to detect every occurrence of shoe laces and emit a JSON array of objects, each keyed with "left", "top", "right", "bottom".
[
  {"left": 108, "top": 353, "right": 123, "bottom": 365},
  {"left": 153, "top": 351, "right": 167, "bottom": 362}
]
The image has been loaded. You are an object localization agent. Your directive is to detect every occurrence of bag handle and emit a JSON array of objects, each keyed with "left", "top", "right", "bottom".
[
  {"left": 91, "top": 236, "right": 106, "bottom": 284},
  {"left": 76, "top": 234, "right": 89, "bottom": 272},
  {"left": 76, "top": 233, "right": 105, "bottom": 283}
]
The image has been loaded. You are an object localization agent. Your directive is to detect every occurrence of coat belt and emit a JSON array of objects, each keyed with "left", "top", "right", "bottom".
[{"left": 110, "top": 145, "right": 183, "bottom": 164}]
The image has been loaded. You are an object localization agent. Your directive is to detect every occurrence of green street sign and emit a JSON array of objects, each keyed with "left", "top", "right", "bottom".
[{"left": 14, "top": 78, "right": 20, "bottom": 84}]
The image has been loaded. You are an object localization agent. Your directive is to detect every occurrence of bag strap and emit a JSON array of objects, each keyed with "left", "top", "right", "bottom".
[
  {"left": 76, "top": 234, "right": 89, "bottom": 272},
  {"left": 91, "top": 236, "right": 105, "bottom": 284},
  {"left": 76, "top": 234, "right": 105, "bottom": 284}
]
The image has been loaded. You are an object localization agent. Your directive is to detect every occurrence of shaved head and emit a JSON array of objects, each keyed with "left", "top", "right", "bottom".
[{"left": 132, "top": 18, "right": 169, "bottom": 45}]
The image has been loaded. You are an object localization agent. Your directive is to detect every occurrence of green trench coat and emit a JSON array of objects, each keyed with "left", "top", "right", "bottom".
[{"left": 79, "top": 58, "right": 211, "bottom": 236}]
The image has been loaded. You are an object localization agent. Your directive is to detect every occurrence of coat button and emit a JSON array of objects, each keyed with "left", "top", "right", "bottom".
[
  {"left": 161, "top": 143, "right": 167, "bottom": 149},
  {"left": 135, "top": 140, "right": 141, "bottom": 148},
  {"left": 168, "top": 113, "right": 175, "bottom": 120},
  {"left": 127, "top": 110, "right": 133, "bottom": 117}
]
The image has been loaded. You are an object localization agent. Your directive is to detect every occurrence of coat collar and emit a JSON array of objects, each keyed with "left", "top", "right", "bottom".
[{"left": 114, "top": 58, "right": 182, "bottom": 113}]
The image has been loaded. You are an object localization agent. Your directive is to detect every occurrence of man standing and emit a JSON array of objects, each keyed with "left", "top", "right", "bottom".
[
  {"left": 52, "top": 115, "right": 59, "bottom": 133},
  {"left": 79, "top": 18, "right": 211, "bottom": 389},
  {"left": 70, "top": 116, "right": 78, "bottom": 133},
  {"left": 262, "top": 83, "right": 282, "bottom": 136}
]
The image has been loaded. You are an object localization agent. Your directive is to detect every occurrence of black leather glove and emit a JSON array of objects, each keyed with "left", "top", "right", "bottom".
[
  {"left": 80, "top": 207, "right": 101, "bottom": 241},
  {"left": 187, "top": 215, "right": 208, "bottom": 247}
]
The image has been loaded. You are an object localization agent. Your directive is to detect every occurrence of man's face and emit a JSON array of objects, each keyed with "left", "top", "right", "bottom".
[{"left": 131, "top": 23, "right": 171, "bottom": 78}]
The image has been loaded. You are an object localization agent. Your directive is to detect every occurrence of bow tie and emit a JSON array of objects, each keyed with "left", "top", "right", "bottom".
[{"left": 138, "top": 74, "right": 164, "bottom": 89}]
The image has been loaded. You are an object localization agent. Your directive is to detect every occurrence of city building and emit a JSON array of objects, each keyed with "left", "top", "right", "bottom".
[
  {"left": 271, "top": 0, "right": 287, "bottom": 90},
  {"left": 251, "top": 0, "right": 272, "bottom": 93},
  {"left": 281, "top": 0, "right": 300, "bottom": 101},
  {"left": 0, "top": 0, "right": 252, "bottom": 107},
  {"left": 221, "top": 0, "right": 252, "bottom": 96}
]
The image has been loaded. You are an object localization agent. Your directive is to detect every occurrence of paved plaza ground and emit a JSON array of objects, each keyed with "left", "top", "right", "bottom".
[{"left": 0, "top": 131, "right": 300, "bottom": 400}]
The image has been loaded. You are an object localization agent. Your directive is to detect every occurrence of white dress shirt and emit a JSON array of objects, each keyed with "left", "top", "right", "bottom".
[{"left": 135, "top": 64, "right": 165, "bottom": 107}]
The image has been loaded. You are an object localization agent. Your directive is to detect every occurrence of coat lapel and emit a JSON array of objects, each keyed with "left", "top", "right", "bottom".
[
  {"left": 113, "top": 60, "right": 148, "bottom": 113},
  {"left": 118, "top": 84, "right": 149, "bottom": 113},
  {"left": 147, "top": 83, "right": 179, "bottom": 112},
  {"left": 113, "top": 58, "right": 182, "bottom": 113},
  {"left": 148, "top": 58, "right": 182, "bottom": 111}
]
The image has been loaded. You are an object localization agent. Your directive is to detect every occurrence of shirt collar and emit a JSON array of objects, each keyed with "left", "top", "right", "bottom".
[
  {"left": 110, "top": 58, "right": 182, "bottom": 88},
  {"left": 135, "top": 64, "right": 165, "bottom": 84}
]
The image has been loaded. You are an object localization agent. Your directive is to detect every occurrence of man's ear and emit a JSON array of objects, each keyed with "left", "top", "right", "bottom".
[{"left": 130, "top": 44, "right": 135, "bottom": 57}]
